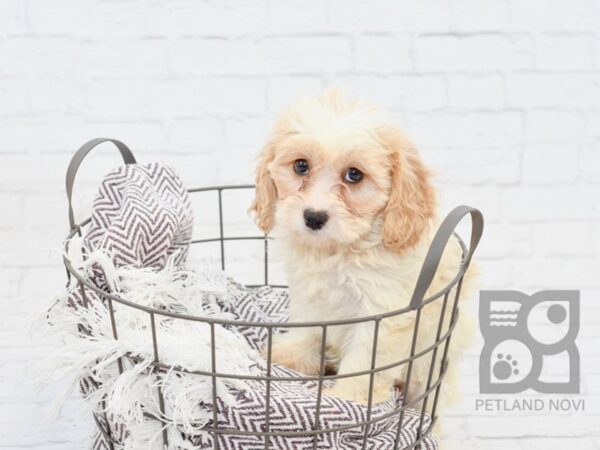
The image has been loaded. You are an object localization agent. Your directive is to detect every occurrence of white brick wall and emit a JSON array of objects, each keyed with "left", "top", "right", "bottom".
[{"left": 1, "top": 1, "right": 599, "bottom": 449}]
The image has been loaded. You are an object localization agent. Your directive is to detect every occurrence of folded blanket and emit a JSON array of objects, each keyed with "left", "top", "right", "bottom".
[
  {"left": 84, "top": 161, "right": 194, "bottom": 272},
  {"left": 49, "top": 251, "right": 436, "bottom": 450}
]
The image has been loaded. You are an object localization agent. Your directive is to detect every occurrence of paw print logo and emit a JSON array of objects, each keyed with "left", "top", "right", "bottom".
[
  {"left": 494, "top": 354, "right": 519, "bottom": 380},
  {"left": 479, "top": 291, "right": 580, "bottom": 394}
]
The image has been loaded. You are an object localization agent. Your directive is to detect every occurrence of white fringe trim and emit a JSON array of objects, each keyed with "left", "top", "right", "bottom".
[{"left": 38, "top": 236, "right": 261, "bottom": 449}]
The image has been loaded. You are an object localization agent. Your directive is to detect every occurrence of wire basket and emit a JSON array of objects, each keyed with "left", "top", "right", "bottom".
[{"left": 61, "top": 139, "right": 483, "bottom": 450}]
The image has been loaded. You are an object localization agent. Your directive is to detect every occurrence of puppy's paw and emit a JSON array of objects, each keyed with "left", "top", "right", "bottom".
[
  {"left": 264, "top": 341, "right": 319, "bottom": 375},
  {"left": 323, "top": 378, "right": 392, "bottom": 405}
]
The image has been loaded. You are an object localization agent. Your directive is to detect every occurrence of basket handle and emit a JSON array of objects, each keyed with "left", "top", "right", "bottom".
[
  {"left": 409, "top": 205, "right": 484, "bottom": 310},
  {"left": 66, "top": 138, "right": 137, "bottom": 229}
]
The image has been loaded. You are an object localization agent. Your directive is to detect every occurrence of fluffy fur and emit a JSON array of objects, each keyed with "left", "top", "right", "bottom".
[{"left": 250, "top": 90, "right": 476, "bottom": 415}]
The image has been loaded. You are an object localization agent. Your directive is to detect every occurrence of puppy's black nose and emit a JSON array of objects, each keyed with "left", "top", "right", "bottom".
[{"left": 303, "top": 209, "right": 329, "bottom": 230}]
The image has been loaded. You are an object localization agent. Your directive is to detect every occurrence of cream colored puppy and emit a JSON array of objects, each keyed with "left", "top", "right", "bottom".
[{"left": 250, "top": 91, "right": 475, "bottom": 412}]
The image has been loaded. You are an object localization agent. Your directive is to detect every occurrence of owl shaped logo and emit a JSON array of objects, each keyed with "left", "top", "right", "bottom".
[{"left": 479, "top": 290, "right": 580, "bottom": 394}]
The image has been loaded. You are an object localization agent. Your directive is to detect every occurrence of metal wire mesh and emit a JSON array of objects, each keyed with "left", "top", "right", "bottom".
[
  {"left": 61, "top": 140, "right": 483, "bottom": 450},
  {"left": 63, "top": 185, "right": 482, "bottom": 450}
]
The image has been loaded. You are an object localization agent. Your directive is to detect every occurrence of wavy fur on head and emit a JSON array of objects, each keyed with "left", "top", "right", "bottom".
[
  {"left": 250, "top": 90, "right": 476, "bottom": 425},
  {"left": 251, "top": 90, "right": 436, "bottom": 253}
]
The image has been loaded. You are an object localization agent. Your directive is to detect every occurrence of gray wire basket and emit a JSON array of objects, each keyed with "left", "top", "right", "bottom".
[{"left": 61, "top": 139, "right": 483, "bottom": 450}]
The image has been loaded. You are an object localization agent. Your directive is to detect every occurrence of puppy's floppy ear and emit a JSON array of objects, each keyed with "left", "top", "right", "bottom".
[
  {"left": 381, "top": 127, "right": 436, "bottom": 253},
  {"left": 250, "top": 142, "right": 278, "bottom": 233}
]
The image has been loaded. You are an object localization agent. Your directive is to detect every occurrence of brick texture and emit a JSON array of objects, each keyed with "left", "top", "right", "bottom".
[{"left": 1, "top": 1, "right": 599, "bottom": 449}]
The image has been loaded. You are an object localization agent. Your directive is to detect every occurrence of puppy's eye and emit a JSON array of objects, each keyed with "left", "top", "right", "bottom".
[
  {"left": 293, "top": 159, "right": 309, "bottom": 175},
  {"left": 344, "top": 167, "right": 364, "bottom": 183}
]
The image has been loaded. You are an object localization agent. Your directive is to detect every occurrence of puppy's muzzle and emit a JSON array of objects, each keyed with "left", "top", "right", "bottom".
[{"left": 303, "top": 209, "right": 329, "bottom": 230}]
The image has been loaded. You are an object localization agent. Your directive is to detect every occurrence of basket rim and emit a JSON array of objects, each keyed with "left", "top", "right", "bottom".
[{"left": 63, "top": 184, "right": 469, "bottom": 328}]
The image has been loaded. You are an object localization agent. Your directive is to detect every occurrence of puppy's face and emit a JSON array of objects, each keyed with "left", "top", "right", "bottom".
[
  {"left": 266, "top": 126, "right": 392, "bottom": 248},
  {"left": 251, "top": 92, "right": 436, "bottom": 253}
]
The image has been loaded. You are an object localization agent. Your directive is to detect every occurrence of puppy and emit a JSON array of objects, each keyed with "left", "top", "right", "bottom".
[{"left": 250, "top": 91, "right": 476, "bottom": 414}]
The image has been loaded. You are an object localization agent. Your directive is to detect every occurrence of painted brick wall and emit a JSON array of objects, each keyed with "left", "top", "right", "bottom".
[{"left": 1, "top": 1, "right": 599, "bottom": 449}]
